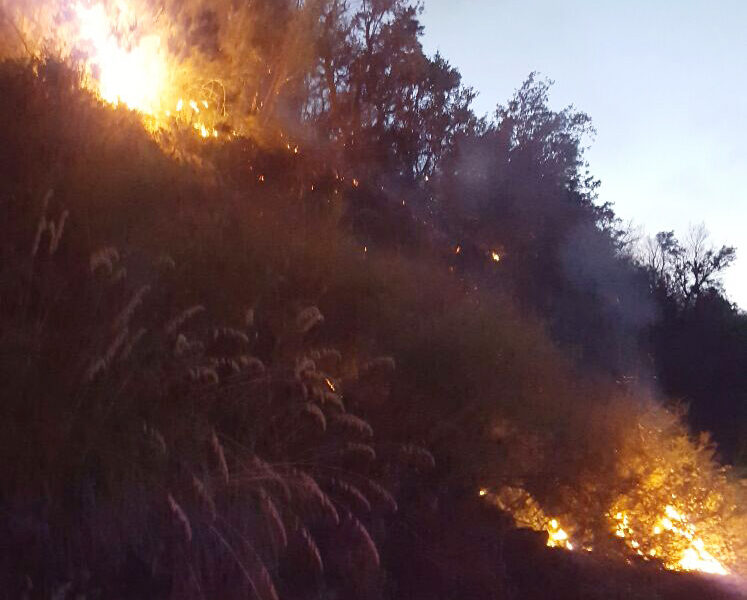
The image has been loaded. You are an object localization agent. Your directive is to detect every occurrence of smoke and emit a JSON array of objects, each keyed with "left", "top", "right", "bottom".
[{"left": 559, "top": 220, "right": 656, "bottom": 373}]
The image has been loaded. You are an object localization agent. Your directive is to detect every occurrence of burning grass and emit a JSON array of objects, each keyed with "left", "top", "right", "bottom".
[
  {"left": 480, "top": 403, "right": 747, "bottom": 579},
  {"left": 1, "top": 0, "right": 319, "bottom": 144},
  {"left": 2, "top": 0, "right": 227, "bottom": 139}
]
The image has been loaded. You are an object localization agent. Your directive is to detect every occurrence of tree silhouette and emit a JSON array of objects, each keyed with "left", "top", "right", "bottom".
[
  {"left": 309, "top": 0, "right": 478, "bottom": 180},
  {"left": 643, "top": 225, "right": 736, "bottom": 307}
]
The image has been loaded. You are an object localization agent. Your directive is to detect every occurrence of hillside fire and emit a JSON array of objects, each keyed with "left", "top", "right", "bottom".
[
  {"left": 480, "top": 405, "right": 744, "bottom": 578},
  {"left": 0, "top": 0, "right": 744, "bottom": 598},
  {"left": 72, "top": 2, "right": 166, "bottom": 115},
  {"left": 483, "top": 486, "right": 731, "bottom": 576},
  {"left": 6, "top": 0, "right": 224, "bottom": 139}
]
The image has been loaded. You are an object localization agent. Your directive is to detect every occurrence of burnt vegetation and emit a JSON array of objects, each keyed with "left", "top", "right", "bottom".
[{"left": 0, "top": 1, "right": 745, "bottom": 598}]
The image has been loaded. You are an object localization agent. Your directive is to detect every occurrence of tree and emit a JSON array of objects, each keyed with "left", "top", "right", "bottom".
[
  {"left": 309, "top": 0, "right": 478, "bottom": 180},
  {"left": 641, "top": 227, "right": 744, "bottom": 462},
  {"left": 642, "top": 225, "right": 736, "bottom": 307},
  {"left": 433, "top": 75, "right": 652, "bottom": 372}
]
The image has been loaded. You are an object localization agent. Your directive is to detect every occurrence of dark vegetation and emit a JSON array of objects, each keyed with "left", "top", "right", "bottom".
[{"left": 0, "top": 0, "right": 745, "bottom": 598}]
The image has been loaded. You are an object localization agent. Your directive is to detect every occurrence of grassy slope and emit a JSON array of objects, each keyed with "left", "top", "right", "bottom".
[{"left": 0, "top": 59, "right": 742, "bottom": 598}]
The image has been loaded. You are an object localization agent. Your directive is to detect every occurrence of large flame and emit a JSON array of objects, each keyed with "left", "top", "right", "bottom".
[
  {"left": 71, "top": 1, "right": 221, "bottom": 138},
  {"left": 4, "top": 0, "right": 225, "bottom": 139},
  {"left": 73, "top": 1, "right": 167, "bottom": 115}
]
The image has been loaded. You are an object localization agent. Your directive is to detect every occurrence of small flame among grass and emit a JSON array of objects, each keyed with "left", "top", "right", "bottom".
[
  {"left": 547, "top": 518, "right": 573, "bottom": 550},
  {"left": 485, "top": 487, "right": 574, "bottom": 551}
]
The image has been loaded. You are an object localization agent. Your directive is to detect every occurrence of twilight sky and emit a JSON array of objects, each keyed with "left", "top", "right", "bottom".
[{"left": 420, "top": 0, "right": 746, "bottom": 308}]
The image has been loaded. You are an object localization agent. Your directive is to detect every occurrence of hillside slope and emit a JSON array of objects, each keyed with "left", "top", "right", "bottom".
[{"left": 0, "top": 59, "right": 744, "bottom": 599}]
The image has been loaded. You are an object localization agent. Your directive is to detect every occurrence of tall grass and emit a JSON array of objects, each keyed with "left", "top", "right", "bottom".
[{"left": 0, "top": 65, "right": 411, "bottom": 593}]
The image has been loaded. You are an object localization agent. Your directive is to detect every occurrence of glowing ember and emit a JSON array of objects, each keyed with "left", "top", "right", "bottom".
[{"left": 490, "top": 251, "right": 501, "bottom": 262}]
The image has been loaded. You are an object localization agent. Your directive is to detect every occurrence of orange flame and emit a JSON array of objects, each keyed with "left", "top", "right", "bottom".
[
  {"left": 73, "top": 2, "right": 167, "bottom": 115},
  {"left": 15, "top": 0, "right": 225, "bottom": 141}
]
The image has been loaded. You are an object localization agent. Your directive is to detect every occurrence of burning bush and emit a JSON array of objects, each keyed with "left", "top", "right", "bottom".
[
  {"left": 607, "top": 405, "right": 746, "bottom": 575},
  {"left": 481, "top": 401, "right": 747, "bottom": 578}
]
